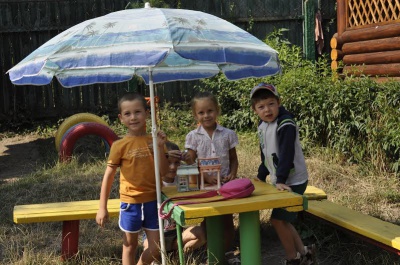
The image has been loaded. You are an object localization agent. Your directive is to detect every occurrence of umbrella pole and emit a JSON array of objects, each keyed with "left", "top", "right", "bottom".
[{"left": 149, "top": 68, "right": 167, "bottom": 265}]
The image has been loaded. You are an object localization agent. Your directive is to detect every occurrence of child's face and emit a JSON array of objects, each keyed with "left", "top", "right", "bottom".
[
  {"left": 252, "top": 97, "right": 280, "bottom": 123},
  {"left": 118, "top": 99, "right": 148, "bottom": 136},
  {"left": 165, "top": 155, "right": 181, "bottom": 179},
  {"left": 193, "top": 98, "right": 218, "bottom": 130}
]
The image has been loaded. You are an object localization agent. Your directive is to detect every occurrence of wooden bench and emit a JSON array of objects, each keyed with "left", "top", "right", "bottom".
[
  {"left": 13, "top": 186, "right": 325, "bottom": 260},
  {"left": 305, "top": 199, "right": 400, "bottom": 255},
  {"left": 13, "top": 198, "right": 120, "bottom": 260}
]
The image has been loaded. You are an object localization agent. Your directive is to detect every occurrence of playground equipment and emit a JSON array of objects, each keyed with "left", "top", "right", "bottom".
[
  {"left": 56, "top": 96, "right": 158, "bottom": 162},
  {"left": 55, "top": 113, "right": 108, "bottom": 151},
  {"left": 59, "top": 122, "right": 119, "bottom": 162}
]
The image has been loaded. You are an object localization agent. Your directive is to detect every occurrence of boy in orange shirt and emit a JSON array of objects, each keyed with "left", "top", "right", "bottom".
[{"left": 96, "top": 92, "right": 168, "bottom": 265}]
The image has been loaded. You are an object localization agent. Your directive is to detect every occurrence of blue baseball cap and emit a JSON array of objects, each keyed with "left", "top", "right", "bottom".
[{"left": 250, "top": 83, "right": 279, "bottom": 98}]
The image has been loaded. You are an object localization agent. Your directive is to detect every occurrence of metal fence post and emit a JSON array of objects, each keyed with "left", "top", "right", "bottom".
[{"left": 303, "top": 0, "right": 317, "bottom": 61}]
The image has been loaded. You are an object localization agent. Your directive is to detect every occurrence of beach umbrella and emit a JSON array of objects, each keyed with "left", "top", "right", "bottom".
[{"left": 7, "top": 3, "right": 281, "bottom": 263}]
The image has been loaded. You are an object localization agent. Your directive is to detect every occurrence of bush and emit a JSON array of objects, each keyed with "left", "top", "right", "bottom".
[{"left": 178, "top": 29, "right": 400, "bottom": 175}]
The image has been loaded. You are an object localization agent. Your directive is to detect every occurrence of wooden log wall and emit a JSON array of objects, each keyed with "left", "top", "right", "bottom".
[{"left": 331, "top": 0, "right": 400, "bottom": 82}]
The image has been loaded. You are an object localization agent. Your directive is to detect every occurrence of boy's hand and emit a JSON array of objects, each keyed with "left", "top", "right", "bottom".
[
  {"left": 222, "top": 174, "right": 236, "bottom": 183},
  {"left": 156, "top": 130, "right": 167, "bottom": 147},
  {"left": 96, "top": 209, "right": 109, "bottom": 228},
  {"left": 180, "top": 149, "right": 189, "bottom": 162},
  {"left": 168, "top": 150, "right": 181, "bottom": 159},
  {"left": 181, "top": 149, "right": 196, "bottom": 164},
  {"left": 275, "top": 183, "right": 292, "bottom": 191},
  {"left": 204, "top": 174, "right": 218, "bottom": 185}
]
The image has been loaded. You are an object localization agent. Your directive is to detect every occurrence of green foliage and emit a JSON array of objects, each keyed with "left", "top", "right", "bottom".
[
  {"left": 34, "top": 124, "right": 58, "bottom": 137},
  {"left": 197, "top": 76, "right": 261, "bottom": 130},
  {"left": 118, "top": 26, "right": 398, "bottom": 175},
  {"left": 127, "top": 0, "right": 170, "bottom": 9},
  {"left": 158, "top": 102, "right": 195, "bottom": 142},
  {"left": 189, "top": 28, "right": 400, "bottom": 175}
]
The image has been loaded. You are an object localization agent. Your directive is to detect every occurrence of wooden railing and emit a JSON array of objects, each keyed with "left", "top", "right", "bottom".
[{"left": 347, "top": 0, "right": 400, "bottom": 29}]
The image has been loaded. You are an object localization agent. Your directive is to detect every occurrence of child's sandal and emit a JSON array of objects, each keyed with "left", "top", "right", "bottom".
[{"left": 300, "top": 244, "right": 317, "bottom": 265}]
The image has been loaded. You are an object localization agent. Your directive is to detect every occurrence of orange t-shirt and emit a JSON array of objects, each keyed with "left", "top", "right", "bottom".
[{"left": 107, "top": 135, "right": 157, "bottom": 204}]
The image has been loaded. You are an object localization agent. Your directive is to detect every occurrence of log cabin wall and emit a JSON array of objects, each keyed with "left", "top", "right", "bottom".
[{"left": 331, "top": 0, "right": 400, "bottom": 82}]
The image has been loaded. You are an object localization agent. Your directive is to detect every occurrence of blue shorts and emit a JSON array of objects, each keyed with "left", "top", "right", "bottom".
[
  {"left": 119, "top": 200, "right": 159, "bottom": 233},
  {"left": 271, "top": 181, "right": 308, "bottom": 223}
]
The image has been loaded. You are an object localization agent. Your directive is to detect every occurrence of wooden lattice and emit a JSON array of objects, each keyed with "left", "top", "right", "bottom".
[{"left": 347, "top": 0, "right": 400, "bottom": 28}]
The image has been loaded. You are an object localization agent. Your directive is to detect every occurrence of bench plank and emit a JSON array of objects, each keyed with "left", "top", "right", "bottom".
[
  {"left": 14, "top": 186, "right": 326, "bottom": 224},
  {"left": 304, "top": 185, "right": 327, "bottom": 200},
  {"left": 13, "top": 199, "right": 120, "bottom": 224},
  {"left": 307, "top": 200, "right": 400, "bottom": 251},
  {"left": 12, "top": 185, "right": 326, "bottom": 261}
]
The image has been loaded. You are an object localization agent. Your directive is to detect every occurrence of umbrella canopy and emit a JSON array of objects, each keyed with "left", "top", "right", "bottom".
[
  {"left": 8, "top": 7, "right": 280, "bottom": 86},
  {"left": 7, "top": 4, "right": 281, "bottom": 264}
]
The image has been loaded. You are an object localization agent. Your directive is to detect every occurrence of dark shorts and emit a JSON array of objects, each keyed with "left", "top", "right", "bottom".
[
  {"left": 119, "top": 200, "right": 159, "bottom": 233},
  {"left": 271, "top": 181, "right": 308, "bottom": 223}
]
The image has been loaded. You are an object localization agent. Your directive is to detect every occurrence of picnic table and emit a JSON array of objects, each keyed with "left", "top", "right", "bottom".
[{"left": 161, "top": 179, "right": 308, "bottom": 265}]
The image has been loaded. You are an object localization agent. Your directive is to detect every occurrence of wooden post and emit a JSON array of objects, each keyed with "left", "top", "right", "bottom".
[
  {"left": 61, "top": 220, "right": 80, "bottom": 261},
  {"left": 206, "top": 216, "right": 225, "bottom": 265},
  {"left": 239, "top": 211, "right": 261, "bottom": 265},
  {"left": 337, "top": 0, "right": 346, "bottom": 35}
]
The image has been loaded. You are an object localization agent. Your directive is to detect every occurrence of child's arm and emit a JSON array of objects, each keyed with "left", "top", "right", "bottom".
[
  {"left": 257, "top": 149, "right": 269, "bottom": 181},
  {"left": 223, "top": 147, "right": 238, "bottom": 183},
  {"left": 181, "top": 149, "right": 198, "bottom": 184},
  {"left": 157, "top": 130, "right": 169, "bottom": 178},
  {"left": 181, "top": 148, "right": 197, "bottom": 165},
  {"left": 96, "top": 165, "right": 117, "bottom": 227},
  {"left": 275, "top": 117, "right": 297, "bottom": 191}
]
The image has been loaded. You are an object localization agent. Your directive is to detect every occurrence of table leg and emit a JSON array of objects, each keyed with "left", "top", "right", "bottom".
[
  {"left": 176, "top": 224, "right": 185, "bottom": 265},
  {"left": 61, "top": 220, "right": 79, "bottom": 261},
  {"left": 206, "top": 215, "right": 225, "bottom": 265},
  {"left": 239, "top": 211, "right": 261, "bottom": 265}
]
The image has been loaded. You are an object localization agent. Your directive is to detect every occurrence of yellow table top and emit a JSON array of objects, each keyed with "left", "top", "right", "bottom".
[
  {"left": 14, "top": 179, "right": 311, "bottom": 225},
  {"left": 161, "top": 179, "right": 306, "bottom": 226}
]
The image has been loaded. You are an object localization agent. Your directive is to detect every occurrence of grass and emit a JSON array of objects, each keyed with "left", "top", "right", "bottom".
[{"left": 0, "top": 128, "right": 399, "bottom": 264}]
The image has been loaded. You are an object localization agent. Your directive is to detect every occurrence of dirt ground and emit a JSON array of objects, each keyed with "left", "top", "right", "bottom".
[
  {"left": 0, "top": 134, "right": 54, "bottom": 181},
  {"left": 0, "top": 134, "right": 293, "bottom": 264}
]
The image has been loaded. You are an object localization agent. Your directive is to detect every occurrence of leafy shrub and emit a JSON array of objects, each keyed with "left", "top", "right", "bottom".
[
  {"left": 182, "top": 28, "right": 400, "bottom": 175},
  {"left": 158, "top": 102, "right": 195, "bottom": 139}
]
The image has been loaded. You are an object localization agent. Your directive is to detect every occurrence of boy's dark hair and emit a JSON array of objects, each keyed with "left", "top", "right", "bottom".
[
  {"left": 250, "top": 83, "right": 280, "bottom": 109},
  {"left": 166, "top": 141, "right": 180, "bottom": 151},
  {"left": 250, "top": 89, "right": 279, "bottom": 109},
  {"left": 118, "top": 92, "right": 148, "bottom": 113},
  {"left": 190, "top": 91, "right": 220, "bottom": 115}
]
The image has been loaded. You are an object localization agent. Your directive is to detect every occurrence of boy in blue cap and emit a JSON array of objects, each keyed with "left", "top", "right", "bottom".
[{"left": 250, "top": 83, "right": 316, "bottom": 265}]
